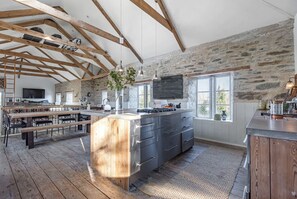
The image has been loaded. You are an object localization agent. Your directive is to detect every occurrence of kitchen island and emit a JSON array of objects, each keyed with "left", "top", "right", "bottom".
[
  {"left": 245, "top": 111, "right": 297, "bottom": 199},
  {"left": 81, "top": 109, "right": 194, "bottom": 190}
]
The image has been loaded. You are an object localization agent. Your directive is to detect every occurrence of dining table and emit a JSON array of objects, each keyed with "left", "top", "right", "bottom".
[{"left": 9, "top": 110, "right": 81, "bottom": 149}]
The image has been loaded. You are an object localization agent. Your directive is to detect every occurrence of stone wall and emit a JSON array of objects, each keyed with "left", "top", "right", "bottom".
[
  {"left": 295, "top": 14, "right": 297, "bottom": 73},
  {"left": 56, "top": 19, "right": 295, "bottom": 106},
  {"left": 55, "top": 80, "right": 81, "bottom": 103},
  {"left": 126, "top": 19, "right": 295, "bottom": 103}
]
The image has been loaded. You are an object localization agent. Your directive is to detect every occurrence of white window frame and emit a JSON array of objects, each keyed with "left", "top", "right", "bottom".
[
  {"left": 55, "top": 92, "right": 61, "bottom": 105},
  {"left": 137, "top": 84, "right": 151, "bottom": 108},
  {"left": 196, "top": 73, "right": 233, "bottom": 121},
  {"left": 101, "top": 90, "right": 108, "bottom": 104},
  {"left": 65, "top": 91, "right": 73, "bottom": 105}
]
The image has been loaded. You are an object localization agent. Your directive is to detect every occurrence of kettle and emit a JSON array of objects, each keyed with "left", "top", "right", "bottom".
[{"left": 176, "top": 103, "right": 181, "bottom": 109}]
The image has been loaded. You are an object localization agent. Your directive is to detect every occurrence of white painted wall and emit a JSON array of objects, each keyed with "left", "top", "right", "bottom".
[
  {"left": 15, "top": 77, "right": 57, "bottom": 103},
  {"left": 295, "top": 14, "right": 297, "bottom": 73},
  {"left": 194, "top": 102, "right": 258, "bottom": 147}
]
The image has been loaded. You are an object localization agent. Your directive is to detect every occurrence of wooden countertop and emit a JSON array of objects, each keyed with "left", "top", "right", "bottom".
[{"left": 9, "top": 110, "right": 81, "bottom": 119}]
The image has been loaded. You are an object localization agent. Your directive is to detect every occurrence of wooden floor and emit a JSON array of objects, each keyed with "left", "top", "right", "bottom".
[{"left": 0, "top": 133, "right": 246, "bottom": 199}]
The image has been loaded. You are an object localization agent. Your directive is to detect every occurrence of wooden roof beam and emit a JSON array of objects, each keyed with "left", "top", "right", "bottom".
[
  {"left": 11, "top": 1, "right": 126, "bottom": 46},
  {"left": 0, "top": 69, "right": 51, "bottom": 77},
  {"left": 0, "top": 64, "right": 57, "bottom": 74},
  {"left": 0, "top": 58, "right": 68, "bottom": 71},
  {"left": 36, "top": 48, "right": 82, "bottom": 80},
  {"left": 0, "top": 20, "right": 106, "bottom": 56},
  {"left": 0, "top": 49, "right": 77, "bottom": 67},
  {"left": 0, "top": 6, "right": 62, "bottom": 19},
  {"left": 64, "top": 54, "right": 94, "bottom": 77},
  {"left": 82, "top": 63, "right": 91, "bottom": 79},
  {"left": 0, "top": 31, "right": 102, "bottom": 61},
  {"left": 130, "top": 0, "right": 185, "bottom": 52},
  {"left": 156, "top": 0, "right": 185, "bottom": 51}
]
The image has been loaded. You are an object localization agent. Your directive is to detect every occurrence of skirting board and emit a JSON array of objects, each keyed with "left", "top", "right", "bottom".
[{"left": 195, "top": 137, "right": 246, "bottom": 150}]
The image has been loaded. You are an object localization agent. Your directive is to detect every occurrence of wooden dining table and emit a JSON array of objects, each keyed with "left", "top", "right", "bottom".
[{"left": 9, "top": 110, "right": 81, "bottom": 149}]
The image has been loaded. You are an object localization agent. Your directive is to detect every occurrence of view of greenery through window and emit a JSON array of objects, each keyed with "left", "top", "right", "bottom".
[
  {"left": 138, "top": 84, "right": 150, "bottom": 108},
  {"left": 197, "top": 74, "right": 232, "bottom": 120}
]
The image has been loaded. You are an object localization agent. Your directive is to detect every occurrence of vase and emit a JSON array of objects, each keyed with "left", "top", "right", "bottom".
[
  {"left": 221, "top": 110, "right": 227, "bottom": 121},
  {"left": 115, "top": 90, "right": 123, "bottom": 111}
]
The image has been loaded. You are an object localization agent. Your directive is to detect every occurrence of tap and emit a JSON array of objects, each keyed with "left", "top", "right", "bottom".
[{"left": 102, "top": 98, "right": 110, "bottom": 105}]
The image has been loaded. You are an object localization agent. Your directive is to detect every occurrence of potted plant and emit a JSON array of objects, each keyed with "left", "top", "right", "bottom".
[{"left": 107, "top": 67, "right": 136, "bottom": 110}]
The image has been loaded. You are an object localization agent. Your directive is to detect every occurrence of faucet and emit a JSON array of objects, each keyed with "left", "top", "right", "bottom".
[{"left": 102, "top": 98, "right": 110, "bottom": 105}]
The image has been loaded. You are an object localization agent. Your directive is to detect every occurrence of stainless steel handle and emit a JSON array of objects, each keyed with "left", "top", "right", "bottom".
[
  {"left": 136, "top": 123, "right": 155, "bottom": 128},
  {"left": 165, "top": 145, "right": 178, "bottom": 152},
  {"left": 184, "top": 138, "right": 193, "bottom": 143},
  {"left": 136, "top": 157, "right": 156, "bottom": 167},
  {"left": 136, "top": 136, "right": 154, "bottom": 144}
]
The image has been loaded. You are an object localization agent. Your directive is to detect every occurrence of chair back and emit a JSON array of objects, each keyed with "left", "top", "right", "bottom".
[{"left": 3, "top": 112, "right": 10, "bottom": 128}]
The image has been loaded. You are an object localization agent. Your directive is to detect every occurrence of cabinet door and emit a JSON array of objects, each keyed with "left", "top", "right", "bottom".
[
  {"left": 250, "top": 136, "right": 270, "bottom": 199},
  {"left": 270, "top": 139, "right": 297, "bottom": 199}
]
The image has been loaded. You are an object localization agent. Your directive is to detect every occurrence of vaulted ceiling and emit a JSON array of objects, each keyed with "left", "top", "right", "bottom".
[{"left": 0, "top": 0, "right": 296, "bottom": 82}]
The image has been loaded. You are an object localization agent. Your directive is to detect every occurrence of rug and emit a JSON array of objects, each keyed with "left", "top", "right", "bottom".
[{"left": 136, "top": 145, "right": 244, "bottom": 199}]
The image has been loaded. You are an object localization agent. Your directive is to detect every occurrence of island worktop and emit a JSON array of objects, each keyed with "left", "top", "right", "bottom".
[
  {"left": 81, "top": 109, "right": 193, "bottom": 120},
  {"left": 245, "top": 110, "right": 297, "bottom": 199},
  {"left": 246, "top": 110, "right": 297, "bottom": 140},
  {"left": 87, "top": 108, "right": 194, "bottom": 190}
]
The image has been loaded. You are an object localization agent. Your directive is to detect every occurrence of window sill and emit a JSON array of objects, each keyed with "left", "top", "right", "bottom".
[{"left": 194, "top": 117, "right": 233, "bottom": 123}]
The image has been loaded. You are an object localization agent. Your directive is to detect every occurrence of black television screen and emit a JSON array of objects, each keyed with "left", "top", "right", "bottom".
[
  {"left": 153, "top": 75, "right": 183, "bottom": 99},
  {"left": 23, "top": 88, "right": 45, "bottom": 99}
]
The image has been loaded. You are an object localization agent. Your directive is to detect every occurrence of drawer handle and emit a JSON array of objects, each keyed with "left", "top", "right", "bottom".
[
  {"left": 184, "top": 138, "right": 193, "bottom": 143},
  {"left": 164, "top": 131, "right": 175, "bottom": 135},
  {"left": 136, "top": 157, "right": 156, "bottom": 167},
  {"left": 182, "top": 125, "right": 191, "bottom": 130},
  {"left": 136, "top": 136, "right": 155, "bottom": 144},
  {"left": 165, "top": 145, "right": 178, "bottom": 152},
  {"left": 136, "top": 123, "right": 155, "bottom": 128}
]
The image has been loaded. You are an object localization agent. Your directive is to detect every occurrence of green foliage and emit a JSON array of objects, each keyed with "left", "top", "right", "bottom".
[{"left": 107, "top": 67, "right": 137, "bottom": 91}]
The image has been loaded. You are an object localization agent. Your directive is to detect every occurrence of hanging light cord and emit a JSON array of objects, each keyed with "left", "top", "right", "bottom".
[{"left": 120, "top": 0, "right": 123, "bottom": 67}]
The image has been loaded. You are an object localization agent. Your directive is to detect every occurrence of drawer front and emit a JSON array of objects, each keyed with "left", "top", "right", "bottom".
[
  {"left": 141, "top": 117, "right": 159, "bottom": 127},
  {"left": 141, "top": 143, "right": 157, "bottom": 163},
  {"left": 182, "top": 128, "right": 194, "bottom": 152},
  {"left": 181, "top": 112, "right": 193, "bottom": 119},
  {"left": 139, "top": 133, "right": 157, "bottom": 148},
  {"left": 160, "top": 114, "right": 181, "bottom": 130},
  {"left": 162, "top": 128, "right": 179, "bottom": 138},
  {"left": 163, "top": 133, "right": 181, "bottom": 162},
  {"left": 181, "top": 119, "right": 193, "bottom": 131}
]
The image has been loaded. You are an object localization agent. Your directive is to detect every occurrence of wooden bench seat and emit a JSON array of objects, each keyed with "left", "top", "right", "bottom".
[{"left": 20, "top": 120, "right": 91, "bottom": 133}]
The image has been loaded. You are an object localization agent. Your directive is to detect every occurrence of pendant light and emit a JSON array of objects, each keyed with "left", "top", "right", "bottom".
[
  {"left": 138, "top": 9, "right": 144, "bottom": 77},
  {"left": 117, "top": 0, "right": 124, "bottom": 72},
  {"left": 152, "top": 1, "right": 159, "bottom": 80}
]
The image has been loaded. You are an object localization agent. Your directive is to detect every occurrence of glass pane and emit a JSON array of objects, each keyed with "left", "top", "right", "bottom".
[
  {"left": 197, "top": 92, "right": 210, "bottom": 105},
  {"left": 147, "top": 85, "right": 150, "bottom": 96},
  {"left": 198, "top": 78, "right": 210, "bottom": 92},
  {"left": 216, "top": 75, "right": 230, "bottom": 91},
  {"left": 216, "top": 91, "right": 230, "bottom": 105},
  {"left": 138, "top": 86, "right": 144, "bottom": 95},
  {"left": 147, "top": 94, "right": 151, "bottom": 108},
  {"left": 216, "top": 105, "right": 231, "bottom": 120},
  {"left": 197, "top": 105, "right": 210, "bottom": 118},
  {"left": 139, "top": 95, "right": 144, "bottom": 108}
]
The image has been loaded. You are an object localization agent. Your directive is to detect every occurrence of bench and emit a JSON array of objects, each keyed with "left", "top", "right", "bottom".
[{"left": 20, "top": 120, "right": 91, "bottom": 133}]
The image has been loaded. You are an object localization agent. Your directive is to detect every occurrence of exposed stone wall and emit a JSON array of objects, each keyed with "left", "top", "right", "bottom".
[
  {"left": 56, "top": 19, "right": 295, "bottom": 106},
  {"left": 295, "top": 14, "right": 297, "bottom": 73},
  {"left": 126, "top": 19, "right": 294, "bottom": 103},
  {"left": 55, "top": 80, "right": 81, "bottom": 103}
]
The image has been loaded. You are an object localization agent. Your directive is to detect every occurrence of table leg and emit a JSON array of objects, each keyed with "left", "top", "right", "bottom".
[
  {"left": 26, "top": 117, "right": 34, "bottom": 149},
  {"left": 78, "top": 113, "right": 82, "bottom": 130}
]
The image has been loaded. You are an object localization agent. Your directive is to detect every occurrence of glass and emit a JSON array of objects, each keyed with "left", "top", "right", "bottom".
[
  {"left": 197, "top": 92, "right": 210, "bottom": 105},
  {"left": 197, "top": 105, "right": 210, "bottom": 118},
  {"left": 216, "top": 75, "right": 230, "bottom": 91},
  {"left": 216, "top": 91, "right": 230, "bottom": 105},
  {"left": 138, "top": 86, "right": 144, "bottom": 95},
  {"left": 198, "top": 78, "right": 210, "bottom": 92}
]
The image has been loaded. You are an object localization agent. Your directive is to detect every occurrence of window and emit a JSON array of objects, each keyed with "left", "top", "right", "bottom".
[
  {"left": 55, "top": 93, "right": 61, "bottom": 105},
  {"left": 66, "top": 91, "right": 73, "bottom": 104},
  {"left": 102, "top": 90, "right": 107, "bottom": 104},
  {"left": 138, "top": 84, "right": 151, "bottom": 108},
  {"left": 196, "top": 73, "right": 233, "bottom": 121}
]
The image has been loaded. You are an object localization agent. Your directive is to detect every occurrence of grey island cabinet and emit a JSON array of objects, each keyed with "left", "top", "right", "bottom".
[
  {"left": 245, "top": 111, "right": 297, "bottom": 199},
  {"left": 81, "top": 109, "right": 194, "bottom": 190}
]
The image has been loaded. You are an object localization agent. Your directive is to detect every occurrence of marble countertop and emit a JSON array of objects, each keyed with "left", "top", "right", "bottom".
[{"left": 80, "top": 109, "right": 193, "bottom": 120}]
